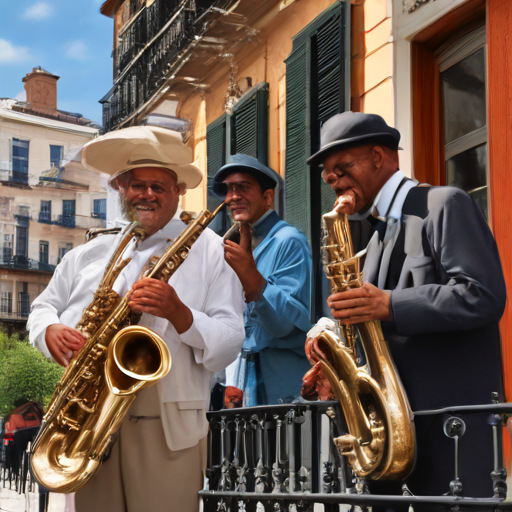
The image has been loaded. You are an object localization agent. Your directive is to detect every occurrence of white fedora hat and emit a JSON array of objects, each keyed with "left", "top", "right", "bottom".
[{"left": 81, "top": 125, "right": 203, "bottom": 189}]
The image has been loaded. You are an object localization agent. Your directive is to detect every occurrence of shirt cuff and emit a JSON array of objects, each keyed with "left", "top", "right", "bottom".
[
  {"left": 178, "top": 309, "right": 208, "bottom": 351},
  {"left": 34, "top": 326, "right": 53, "bottom": 360}
]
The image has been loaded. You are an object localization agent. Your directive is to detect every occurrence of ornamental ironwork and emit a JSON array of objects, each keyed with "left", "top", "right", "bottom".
[
  {"left": 404, "top": 0, "right": 435, "bottom": 13},
  {"left": 101, "top": 0, "right": 216, "bottom": 132}
]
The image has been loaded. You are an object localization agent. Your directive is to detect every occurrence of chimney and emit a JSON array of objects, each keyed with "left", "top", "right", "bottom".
[{"left": 22, "top": 67, "right": 60, "bottom": 115}]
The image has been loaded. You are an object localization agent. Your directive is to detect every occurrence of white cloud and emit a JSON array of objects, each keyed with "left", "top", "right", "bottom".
[
  {"left": 65, "top": 40, "right": 88, "bottom": 61},
  {"left": 23, "top": 2, "right": 53, "bottom": 21},
  {"left": 15, "top": 91, "right": 27, "bottom": 101},
  {"left": 0, "top": 39, "right": 32, "bottom": 63}
]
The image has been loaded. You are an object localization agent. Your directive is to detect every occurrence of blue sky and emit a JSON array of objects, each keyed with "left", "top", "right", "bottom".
[{"left": 0, "top": 1, "right": 113, "bottom": 125}]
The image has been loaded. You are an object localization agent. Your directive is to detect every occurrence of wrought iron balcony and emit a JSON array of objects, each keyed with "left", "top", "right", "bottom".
[
  {"left": 38, "top": 213, "right": 106, "bottom": 229},
  {"left": 101, "top": 0, "right": 222, "bottom": 132},
  {"left": 0, "top": 169, "right": 30, "bottom": 186},
  {"left": 0, "top": 256, "right": 55, "bottom": 273},
  {"left": 56, "top": 214, "right": 76, "bottom": 229},
  {"left": 38, "top": 211, "right": 52, "bottom": 223}
]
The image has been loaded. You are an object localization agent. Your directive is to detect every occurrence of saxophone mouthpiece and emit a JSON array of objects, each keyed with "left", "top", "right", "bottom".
[{"left": 333, "top": 194, "right": 355, "bottom": 215}]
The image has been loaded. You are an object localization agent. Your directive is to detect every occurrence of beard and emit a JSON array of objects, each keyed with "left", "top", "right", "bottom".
[{"left": 119, "top": 192, "right": 137, "bottom": 222}]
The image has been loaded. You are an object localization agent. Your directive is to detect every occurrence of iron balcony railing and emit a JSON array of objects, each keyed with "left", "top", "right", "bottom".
[
  {"left": 101, "top": 0, "right": 218, "bottom": 132},
  {"left": 115, "top": 0, "right": 184, "bottom": 76},
  {"left": 201, "top": 402, "right": 512, "bottom": 511},
  {"left": 37, "top": 213, "right": 106, "bottom": 230},
  {"left": 0, "top": 169, "right": 30, "bottom": 185},
  {"left": 0, "top": 257, "right": 55, "bottom": 273}
]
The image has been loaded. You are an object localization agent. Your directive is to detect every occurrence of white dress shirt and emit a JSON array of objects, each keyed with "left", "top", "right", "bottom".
[{"left": 28, "top": 211, "right": 246, "bottom": 450}]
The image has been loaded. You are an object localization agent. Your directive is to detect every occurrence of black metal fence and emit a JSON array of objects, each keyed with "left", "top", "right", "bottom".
[{"left": 200, "top": 402, "right": 512, "bottom": 511}]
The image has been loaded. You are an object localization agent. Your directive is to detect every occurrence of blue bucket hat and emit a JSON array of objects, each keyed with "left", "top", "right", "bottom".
[{"left": 212, "top": 154, "right": 281, "bottom": 197}]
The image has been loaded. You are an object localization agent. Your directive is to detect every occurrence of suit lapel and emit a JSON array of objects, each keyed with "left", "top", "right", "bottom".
[
  {"left": 378, "top": 219, "right": 401, "bottom": 289},
  {"left": 362, "top": 231, "right": 383, "bottom": 285}
]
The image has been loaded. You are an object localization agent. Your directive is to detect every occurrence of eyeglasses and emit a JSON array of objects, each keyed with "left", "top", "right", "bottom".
[
  {"left": 129, "top": 182, "right": 169, "bottom": 194},
  {"left": 224, "top": 182, "right": 253, "bottom": 196},
  {"left": 321, "top": 168, "right": 345, "bottom": 183}
]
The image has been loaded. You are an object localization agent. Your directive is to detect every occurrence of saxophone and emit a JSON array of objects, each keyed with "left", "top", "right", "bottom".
[
  {"left": 302, "top": 199, "right": 415, "bottom": 481},
  {"left": 30, "top": 204, "right": 224, "bottom": 493}
]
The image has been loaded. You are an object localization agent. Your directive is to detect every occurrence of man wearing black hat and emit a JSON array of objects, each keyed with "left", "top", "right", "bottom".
[
  {"left": 213, "top": 154, "right": 312, "bottom": 406},
  {"left": 308, "top": 112, "right": 506, "bottom": 500}
]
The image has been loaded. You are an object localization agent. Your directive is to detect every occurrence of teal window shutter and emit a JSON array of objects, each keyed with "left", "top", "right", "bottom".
[
  {"left": 206, "top": 114, "right": 231, "bottom": 236},
  {"left": 284, "top": 41, "right": 312, "bottom": 241},
  {"left": 230, "top": 82, "right": 269, "bottom": 165},
  {"left": 284, "top": 1, "right": 347, "bottom": 319},
  {"left": 205, "top": 82, "right": 270, "bottom": 236}
]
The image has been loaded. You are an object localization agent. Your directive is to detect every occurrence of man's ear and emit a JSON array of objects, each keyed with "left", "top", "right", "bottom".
[
  {"left": 371, "top": 146, "right": 386, "bottom": 171},
  {"left": 263, "top": 188, "right": 275, "bottom": 209}
]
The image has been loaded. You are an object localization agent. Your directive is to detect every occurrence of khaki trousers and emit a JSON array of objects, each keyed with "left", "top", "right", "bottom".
[{"left": 75, "top": 386, "right": 207, "bottom": 512}]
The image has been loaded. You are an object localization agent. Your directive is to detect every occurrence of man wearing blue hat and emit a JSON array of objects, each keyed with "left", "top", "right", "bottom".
[
  {"left": 306, "top": 112, "right": 506, "bottom": 500},
  {"left": 213, "top": 154, "right": 312, "bottom": 406}
]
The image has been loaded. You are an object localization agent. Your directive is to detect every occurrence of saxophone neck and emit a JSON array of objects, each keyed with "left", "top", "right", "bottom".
[{"left": 322, "top": 209, "right": 364, "bottom": 293}]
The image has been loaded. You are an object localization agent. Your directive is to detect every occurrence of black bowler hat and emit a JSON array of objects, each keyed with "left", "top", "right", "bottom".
[
  {"left": 212, "top": 154, "right": 281, "bottom": 197},
  {"left": 307, "top": 111, "right": 402, "bottom": 167}
]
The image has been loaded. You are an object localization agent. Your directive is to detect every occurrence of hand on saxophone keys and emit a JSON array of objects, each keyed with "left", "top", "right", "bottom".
[
  {"left": 45, "top": 324, "right": 86, "bottom": 367},
  {"left": 128, "top": 277, "right": 193, "bottom": 334},
  {"left": 328, "top": 282, "right": 393, "bottom": 324}
]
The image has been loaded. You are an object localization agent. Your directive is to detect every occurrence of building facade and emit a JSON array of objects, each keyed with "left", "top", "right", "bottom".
[
  {"left": 0, "top": 67, "right": 106, "bottom": 331},
  {"left": 99, "top": 0, "right": 512, "bottom": 410}
]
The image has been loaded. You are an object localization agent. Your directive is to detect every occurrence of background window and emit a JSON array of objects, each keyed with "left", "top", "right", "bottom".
[
  {"left": 60, "top": 200, "right": 76, "bottom": 228},
  {"left": 15, "top": 217, "right": 29, "bottom": 259},
  {"left": 1, "top": 291, "right": 12, "bottom": 315},
  {"left": 439, "top": 28, "right": 487, "bottom": 217},
  {"left": 12, "top": 138, "right": 29, "bottom": 183},
  {"left": 3, "top": 234, "right": 13, "bottom": 262},
  {"left": 205, "top": 82, "right": 272, "bottom": 236},
  {"left": 39, "top": 200, "right": 52, "bottom": 223},
  {"left": 50, "top": 145, "right": 63, "bottom": 168},
  {"left": 93, "top": 198, "right": 107, "bottom": 220},
  {"left": 18, "top": 282, "right": 29, "bottom": 317},
  {"left": 39, "top": 241, "right": 49, "bottom": 265},
  {"left": 58, "top": 242, "right": 73, "bottom": 263}
]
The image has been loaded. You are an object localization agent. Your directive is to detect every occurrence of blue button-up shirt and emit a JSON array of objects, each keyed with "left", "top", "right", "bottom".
[{"left": 231, "top": 210, "right": 313, "bottom": 405}]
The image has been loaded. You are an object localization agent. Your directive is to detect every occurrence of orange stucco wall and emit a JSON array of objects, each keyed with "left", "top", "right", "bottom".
[{"left": 177, "top": 0, "right": 340, "bottom": 212}]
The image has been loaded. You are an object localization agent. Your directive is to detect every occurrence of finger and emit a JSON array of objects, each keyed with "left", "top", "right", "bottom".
[
  {"left": 331, "top": 305, "right": 374, "bottom": 319},
  {"left": 48, "top": 343, "right": 68, "bottom": 367},
  {"left": 223, "top": 240, "right": 239, "bottom": 248},
  {"left": 239, "top": 222, "right": 253, "bottom": 251},
  {"left": 65, "top": 328, "right": 86, "bottom": 344},
  {"left": 130, "top": 304, "right": 166, "bottom": 319},
  {"left": 130, "top": 289, "right": 169, "bottom": 301},
  {"left": 223, "top": 244, "right": 242, "bottom": 256},
  {"left": 63, "top": 329, "right": 86, "bottom": 347},
  {"left": 129, "top": 297, "right": 166, "bottom": 309},
  {"left": 328, "top": 288, "right": 369, "bottom": 302},
  {"left": 131, "top": 277, "right": 157, "bottom": 290},
  {"left": 328, "top": 297, "right": 371, "bottom": 310},
  {"left": 338, "top": 315, "right": 374, "bottom": 325}
]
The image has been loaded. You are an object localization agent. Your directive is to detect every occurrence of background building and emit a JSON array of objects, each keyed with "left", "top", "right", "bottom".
[{"left": 0, "top": 67, "right": 106, "bottom": 332}]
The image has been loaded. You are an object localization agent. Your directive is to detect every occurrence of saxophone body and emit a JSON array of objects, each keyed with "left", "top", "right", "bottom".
[
  {"left": 31, "top": 205, "right": 223, "bottom": 493},
  {"left": 302, "top": 205, "right": 415, "bottom": 481}
]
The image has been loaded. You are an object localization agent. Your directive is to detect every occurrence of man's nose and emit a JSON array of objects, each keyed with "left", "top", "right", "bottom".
[
  {"left": 226, "top": 190, "right": 241, "bottom": 203},
  {"left": 140, "top": 186, "right": 156, "bottom": 200}
]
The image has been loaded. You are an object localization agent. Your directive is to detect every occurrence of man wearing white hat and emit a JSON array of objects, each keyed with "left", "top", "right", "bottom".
[{"left": 28, "top": 126, "right": 246, "bottom": 512}]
